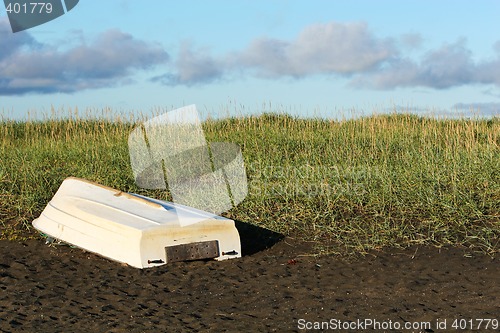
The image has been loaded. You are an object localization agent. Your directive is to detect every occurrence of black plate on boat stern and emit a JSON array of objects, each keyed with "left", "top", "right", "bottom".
[{"left": 165, "top": 240, "right": 220, "bottom": 263}]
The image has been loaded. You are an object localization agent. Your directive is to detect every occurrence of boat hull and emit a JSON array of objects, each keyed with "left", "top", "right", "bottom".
[{"left": 33, "top": 177, "right": 241, "bottom": 268}]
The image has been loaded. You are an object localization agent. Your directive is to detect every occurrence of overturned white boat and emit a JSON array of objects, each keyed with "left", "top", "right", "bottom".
[{"left": 32, "top": 177, "right": 241, "bottom": 268}]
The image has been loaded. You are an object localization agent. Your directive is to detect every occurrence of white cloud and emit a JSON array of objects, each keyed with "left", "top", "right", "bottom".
[
  {"left": 151, "top": 42, "right": 223, "bottom": 86},
  {"left": 153, "top": 22, "right": 396, "bottom": 85},
  {"left": 235, "top": 22, "right": 395, "bottom": 77},
  {"left": 452, "top": 102, "right": 500, "bottom": 117},
  {"left": 2, "top": 16, "right": 500, "bottom": 95},
  {"left": 0, "top": 18, "right": 169, "bottom": 95},
  {"left": 353, "top": 39, "right": 500, "bottom": 90},
  {"left": 399, "top": 33, "right": 424, "bottom": 50},
  {"left": 158, "top": 22, "right": 500, "bottom": 91}
]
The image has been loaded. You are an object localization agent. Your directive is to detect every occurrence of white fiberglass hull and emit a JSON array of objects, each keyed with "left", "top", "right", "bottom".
[{"left": 32, "top": 177, "right": 241, "bottom": 268}]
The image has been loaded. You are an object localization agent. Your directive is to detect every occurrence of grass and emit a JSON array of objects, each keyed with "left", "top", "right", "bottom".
[{"left": 1, "top": 109, "right": 499, "bottom": 256}]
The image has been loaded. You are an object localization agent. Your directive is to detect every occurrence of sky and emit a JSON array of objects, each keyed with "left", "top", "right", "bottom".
[{"left": 1, "top": 0, "right": 500, "bottom": 120}]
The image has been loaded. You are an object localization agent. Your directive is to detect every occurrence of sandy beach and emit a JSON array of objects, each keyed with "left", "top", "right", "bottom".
[{"left": 0, "top": 223, "right": 498, "bottom": 332}]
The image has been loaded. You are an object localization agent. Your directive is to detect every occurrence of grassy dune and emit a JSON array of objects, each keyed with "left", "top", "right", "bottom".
[{"left": 1, "top": 112, "right": 499, "bottom": 255}]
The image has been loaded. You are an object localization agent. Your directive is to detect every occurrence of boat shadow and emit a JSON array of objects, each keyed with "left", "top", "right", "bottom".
[{"left": 234, "top": 220, "right": 284, "bottom": 256}]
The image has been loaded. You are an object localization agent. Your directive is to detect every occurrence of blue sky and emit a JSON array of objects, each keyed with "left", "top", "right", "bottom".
[{"left": 1, "top": 0, "right": 499, "bottom": 120}]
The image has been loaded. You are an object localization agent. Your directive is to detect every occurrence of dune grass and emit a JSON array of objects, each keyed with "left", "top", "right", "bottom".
[{"left": 1, "top": 110, "right": 499, "bottom": 256}]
